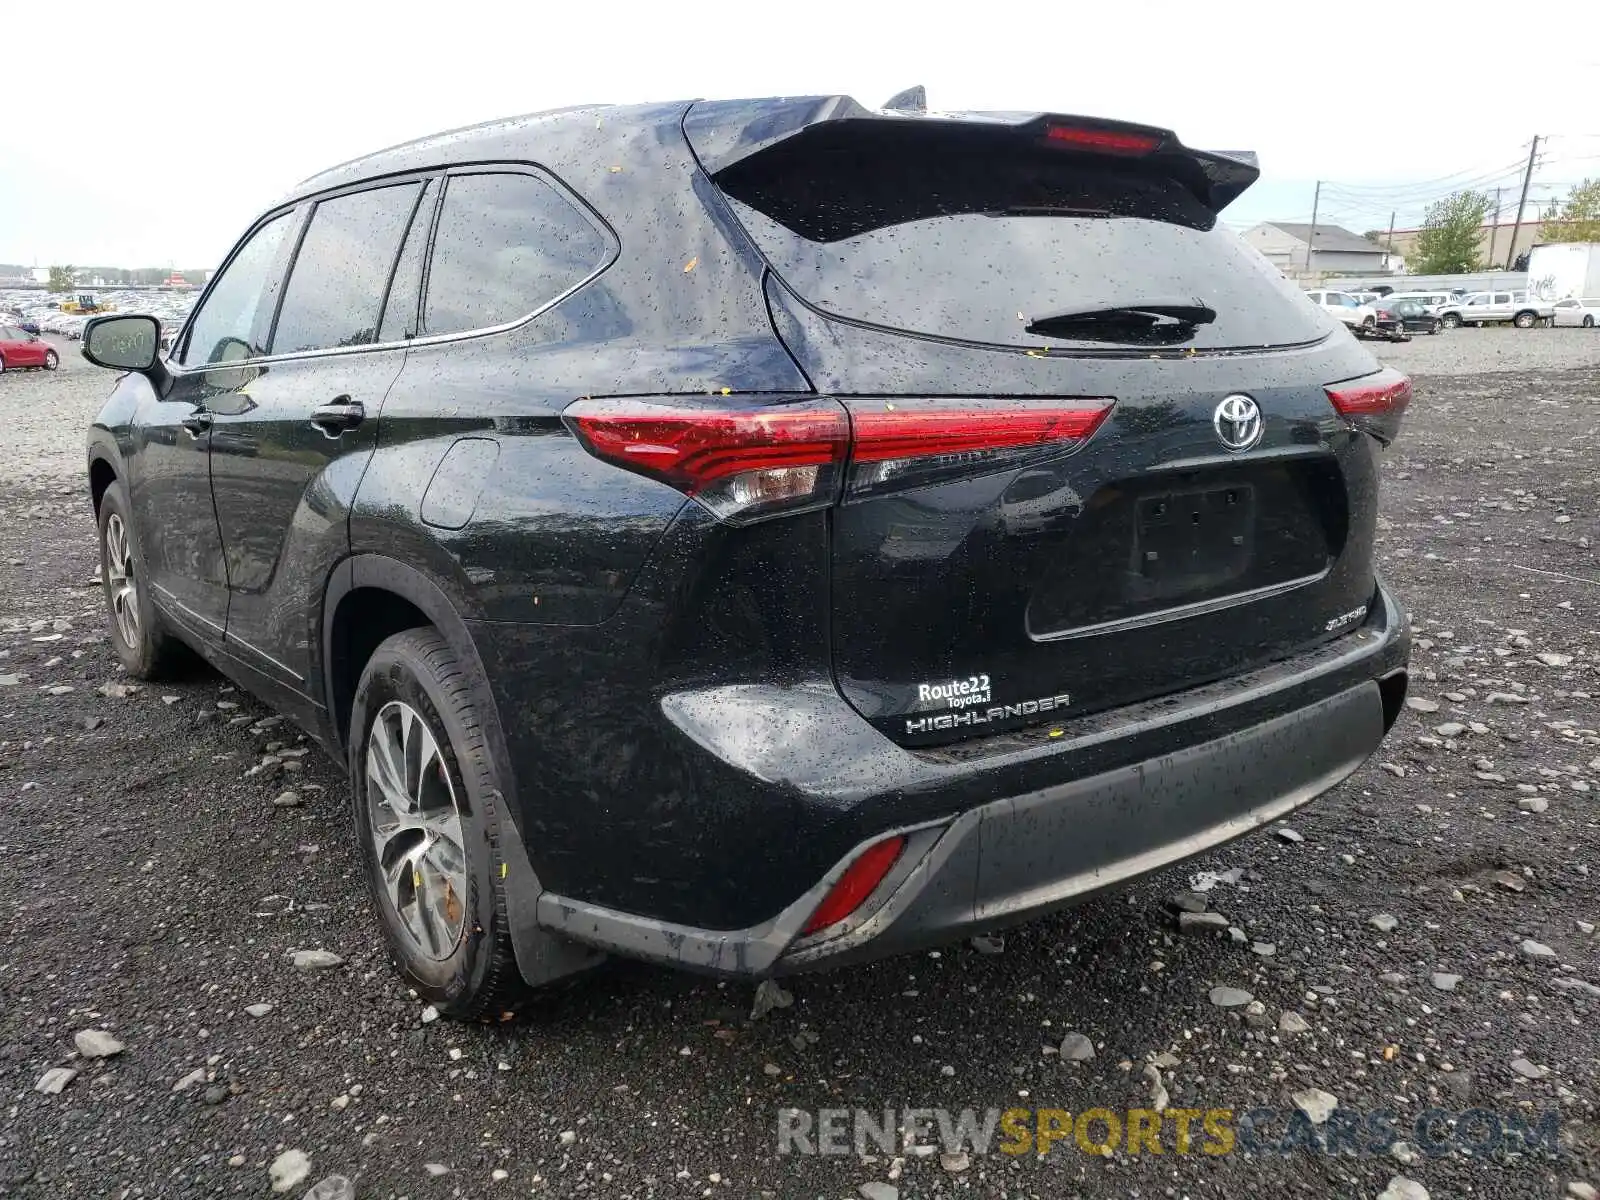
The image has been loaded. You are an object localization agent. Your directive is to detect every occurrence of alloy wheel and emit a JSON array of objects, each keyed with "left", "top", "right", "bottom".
[
  {"left": 103, "top": 512, "right": 140, "bottom": 648},
  {"left": 365, "top": 700, "right": 470, "bottom": 961},
  {"left": 44, "top": 351, "right": 58, "bottom": 370}
]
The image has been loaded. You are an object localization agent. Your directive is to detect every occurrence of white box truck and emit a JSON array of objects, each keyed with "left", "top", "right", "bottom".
[{"left": 1527, "top": 243, "right": 1600, "bottom": 303}]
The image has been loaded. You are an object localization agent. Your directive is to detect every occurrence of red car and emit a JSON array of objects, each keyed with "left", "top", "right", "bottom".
[{"left": 0, "top": 325, "right": 59, "bottom": 372}]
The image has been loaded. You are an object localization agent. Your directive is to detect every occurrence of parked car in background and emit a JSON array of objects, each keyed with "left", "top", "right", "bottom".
[
  {"left": 1375, "top": 298, "right": 1442, "bottom": 336},
  {"left": 80, "top": 95, "right": 1412, "bottom": 1017},
  {"left": 1305, "top": 289, "right": 1378, "bottom": 332},
  {"left": 0, "top": 324, "right": 59, "bottom": 371},
  {"left": 1551, "top": 297, "right": 1600, "bottom": 328},
  {"left": 1458, "top": 290, "right": 1552, "bottom": 328},
  {"left": 1384, "top": 291, "right": 1457, "bottom": 311}
]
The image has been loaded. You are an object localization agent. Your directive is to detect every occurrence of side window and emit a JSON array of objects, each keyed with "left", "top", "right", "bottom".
[
  {"left": 377, "top": 179, "right": 437, "bottom": 344},
  {"left": 180, "top": 212, "right": 293, "bottom": 365},
  {"left": 270, "top": 182, "right": 421, "bottom": 355},
  {"left": 1494, "top": 293, "right": 1511, "bottom": 304},
  {"left": 422, "top": 171, "right": 609, "bottom": 337}
]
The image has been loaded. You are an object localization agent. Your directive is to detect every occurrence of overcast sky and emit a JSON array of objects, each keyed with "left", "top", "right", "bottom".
[{"left": 4, "top": 1, "right": 1597, "bottom": 269}]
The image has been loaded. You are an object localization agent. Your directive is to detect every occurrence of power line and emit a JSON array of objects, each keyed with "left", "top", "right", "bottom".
[
  {"left": 1315, "top": 145, "right": 1534, "bottom": 194},
  {"left": 1320, "top": 160, "right": 1529, "bottom": 205}
]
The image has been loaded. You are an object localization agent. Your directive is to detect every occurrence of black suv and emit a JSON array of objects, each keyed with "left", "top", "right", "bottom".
[{"left": 81, "top": 95, "right": 1410, "bottom": 1017}]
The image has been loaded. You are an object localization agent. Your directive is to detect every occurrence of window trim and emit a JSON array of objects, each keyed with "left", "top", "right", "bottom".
[
  {"left": 263, "top": 177, "right": 427, "bottom": 358},
  {"left": 174, "top": 205, "right": 304, "bottom": 367},
  {"left": 374, "top": 179, "right": 437, "bottom": 343},
  {"left": 167, "top": 161, "right": 618, "bottom": 377},
  {"left": 415, "top": 164, "right": 617, "bottom": 342}
]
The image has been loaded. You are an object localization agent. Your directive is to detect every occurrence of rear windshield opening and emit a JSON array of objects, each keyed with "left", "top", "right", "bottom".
[{"left": 715, "top": 126, "right": 1327, "bottom": 352}]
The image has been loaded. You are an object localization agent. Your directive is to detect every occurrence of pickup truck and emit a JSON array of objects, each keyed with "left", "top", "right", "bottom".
[
  {"left": 1304, "top": 289, "right": 1378, "bottom": 332},
  {"left": 1456, "top": 290, "right": 1554, "bottom": 329}
]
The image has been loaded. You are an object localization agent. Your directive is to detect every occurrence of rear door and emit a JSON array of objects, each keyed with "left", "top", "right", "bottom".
[
  {"left": 206, "top": 178, "right": 430, "bottom": 711},
  {"left": 705, "top": 112, "right": 1391, "bottom": 747}
]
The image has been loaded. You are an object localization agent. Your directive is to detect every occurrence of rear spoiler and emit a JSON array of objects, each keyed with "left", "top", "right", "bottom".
[{"left": 683, "top": 95, "right": 1259, "bottom": 214}]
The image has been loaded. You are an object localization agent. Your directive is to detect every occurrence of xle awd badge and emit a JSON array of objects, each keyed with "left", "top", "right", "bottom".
[{"left": 1213, "top": 394, "right": 1263, "bottom": 452}]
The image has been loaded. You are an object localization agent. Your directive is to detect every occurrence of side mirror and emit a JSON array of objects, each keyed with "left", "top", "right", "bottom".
[{"left": 83, "top": 314, "right": 162, "bottom": 374}]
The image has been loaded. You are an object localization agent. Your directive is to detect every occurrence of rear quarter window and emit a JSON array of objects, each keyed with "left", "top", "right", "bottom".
[{"left": 422, "top": 171, "right": 611, "bottom": 337}]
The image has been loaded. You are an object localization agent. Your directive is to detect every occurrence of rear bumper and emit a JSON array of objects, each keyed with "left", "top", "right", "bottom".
[
  {"left": 779, "top": 677, "right": 1383, "bottom": 971},
  {"left": 532, "top": 579, "right": 1409, "bottom": 977}
]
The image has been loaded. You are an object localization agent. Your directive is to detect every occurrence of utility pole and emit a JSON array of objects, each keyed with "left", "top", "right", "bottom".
[
  {"left": 1506, "top": 136, "right": 1540, "bottom": 272},
  {"left": 1487, "top": 186, "right": 1503, "bottom": 268},
  {"left": 1305, "top": 181, "right": 1322, "bottom": 276}
]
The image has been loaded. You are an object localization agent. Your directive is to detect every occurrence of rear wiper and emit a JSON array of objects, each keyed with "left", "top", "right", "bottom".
[{"left": 1026, "top": 301, "right": 1217, "bottom": 336}]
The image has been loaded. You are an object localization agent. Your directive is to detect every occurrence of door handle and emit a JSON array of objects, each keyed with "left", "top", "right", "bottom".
[
  {"left": 181, "top": 411, "right": 213, "bottom": 436},
  {"left": 310, "top": 397, "right": 365, "bottom": 436}
]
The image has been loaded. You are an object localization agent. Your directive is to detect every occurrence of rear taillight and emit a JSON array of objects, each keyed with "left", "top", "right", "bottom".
[
  {"left": 847, "top": 400, "right": 1114, "bottom": 498},
  {"left": 564, "top": 398, "right": 849, "bottom": 523},
  {"left": 1325, "top": 367, "right": 1412, "bottom": 417},
  {"left": 565, "top": 397, "right": 1115, "bottom": 520},
  {"left": 801, "top": 835, "right": 906, "bottom": 936},
  {"left": 1326, "top": 367, "right": 1411, "bottom": 446},
  {"left": 1043, "top": 124, "right": 1161, "bottom": 154}
]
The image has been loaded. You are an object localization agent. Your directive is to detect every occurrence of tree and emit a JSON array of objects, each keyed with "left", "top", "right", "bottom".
[
  {"left": 1539, "top": 179, "right": 1600, "bottom": 242},
  {"left": 1362, "top": 229, "right": 1388, "bottom": 245},
  {"left": 1410, "top": 190, "right": 1494, "bottom": 274},
  {"left": 47, "top": 265, "right": 76, "bottom": 293}
]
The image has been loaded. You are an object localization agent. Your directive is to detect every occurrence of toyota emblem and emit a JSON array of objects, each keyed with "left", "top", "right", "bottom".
[{"left": 1213, "top": 394, "right": 1263, "bottom": 451}]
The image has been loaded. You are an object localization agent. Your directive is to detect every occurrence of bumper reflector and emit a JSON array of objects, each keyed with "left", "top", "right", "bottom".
[{"left": 801, "top": 835, "right": 907, "bottom": 935}]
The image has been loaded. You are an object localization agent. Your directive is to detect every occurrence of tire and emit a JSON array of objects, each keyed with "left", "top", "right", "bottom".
[
  {"left": 1361, "top": 316, "right": 1376, "bottom": 330},
  {"left": 43, "top": 350, "right": 59, "bottom": 370},
  {"left": 0, "top": 353, "right": 6, "bottom": 373},
  {"left": 1513, "top": 311, "right": 1536, "bottom": 329},
  {"left": 350, "top": 629, "right": 525, "bottom": 1019},
  {"left": 1430, "top": 320, "right": 1442, "bottom": 335},
  {"left": 1440, "top": 313, "right": 1460, "bottom": 329},
  {"left": 97, "top": 478, "right": 187, "bottom": 678},
  {"left": 1583, "top": 315, "right": 1594, "bottom": 328}
]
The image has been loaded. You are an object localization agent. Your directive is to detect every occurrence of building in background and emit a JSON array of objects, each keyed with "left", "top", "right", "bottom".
[
  {"left": 1385, "top": 219, "right": 1582, "bottom": 271},
  {"left": 1240, "top": 223, "right": 1394, "bottom": 277}
]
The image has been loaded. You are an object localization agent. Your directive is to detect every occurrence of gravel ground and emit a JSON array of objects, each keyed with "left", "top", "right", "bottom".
[
  {"left": 1, "top": 333, "right": 1598, "bottom": 1200},
  {"left": 1376, "top": 325, "right": 1600, "bottom": 377}
]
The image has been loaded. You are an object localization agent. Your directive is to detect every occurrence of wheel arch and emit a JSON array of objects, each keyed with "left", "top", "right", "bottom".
[
  {"left": 87, "top": 429, "right": 125, "bottom": 515},
  {"left": 322, "top": 555, "right": 487, "bottom": 756},
  {"left": 89, "top": 455, "right": 118, "bottom": 514},
  {"left": 322, "top": 553, "right": 600, "bottom": 988}
]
